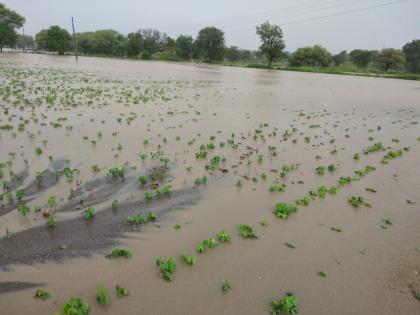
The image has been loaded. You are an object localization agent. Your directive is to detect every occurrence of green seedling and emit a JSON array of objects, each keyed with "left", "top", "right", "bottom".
[
  {"left": 295, "top": 196, "right": 309, "bottom": 206},
  {"left": 91, "top": 165, "right": 100, "bottom": 173},
  {"left": 330, "top": 227, "right": 342, "bottom": 233},
  {"left": 47, "top": 196, "right": 56, "bottom": 207},
  {"left": 285, "top": 242, "right": 296, "bottom": 249},
  {"left": 57, "top": 296, "right": 89, "bottom": 315},
  {"left": 138, "top": 176, "right": 147, "bottom": 185},
  {"left": 127, "top": 213, "right": 148, "bottom": 225},
  {"left": 197, "top": 238, "right": 218, "bottom": 253},
  {"left": 217, "top": 230, "right": 231, "bottom": 242},
  {"left": 145, "top": 190, "right": 153, "bottom": 200},
  {"left": 274, "top": 203, "right": 297, "bottom": 219},
  {"left": 115, "top": 285, "right": 129, "bottom": 297},
  {"left": 271, "top": 292, "right": 298, "bottom": 315},
  {"left": 238, "top": 224, "right": 258, "bottom": 239},
  {"left": 34, "top": 289, "right": 51, "bottom": 300},
  {"left": 181, "top": 253, "right": 197, "bottom": 265},
  {"left": 222, "top": 282, "right": 232, "bottom": 292},
  {"left": 112, "top": 199, "right": 119, "bottom": 209},
  {"left": 17, "top": 203, "right": 30, "bottom": 216},
  {"left": 174, "top": 224, "right": 181, "bottom": 230},
  {"left": 316, "top": 166, "right": 325, "bottom": 175},
  {"left": 106, "top": 248, "right": 132, "bottom": 259},
  {"left": 328, "top": 164, "right": 336, "bottom": 172},
  {"left": 318, "top": 271, "right": 327, "bottom": 278},
  {"left": 260, "top": 220, "right": 269, "bottom": 226},
  {"left": 269, "top": 184, "right": 286, "bottom": 192},
  {"left": 236, "top": 180, "right": 242, "bottom": 188},
  {"left": 348, "top": 196, "right": 371, "bottom": 208},
  {"left": 96, "top": 286, "right": 111, "bottom": 305},
  {"left": 156, "top": 257, "right": 176, "bottom": 282},
  {"left": 83, "top": 207, "right": 94, "bottom": 220},
  {"left": 381, "top": 218, "right": 392, "bottom": 229},
  {"left": 47, "top": 215, "right": 55, "bottom": 227}
]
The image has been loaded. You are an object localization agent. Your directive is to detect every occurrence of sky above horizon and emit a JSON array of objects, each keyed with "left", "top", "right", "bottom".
[{"left": 2, "top": 0, "right": 419, "bottom": 53}]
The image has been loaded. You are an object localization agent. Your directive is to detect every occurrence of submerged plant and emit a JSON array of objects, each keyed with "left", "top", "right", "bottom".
[
  {"left": 381, "top": 218, "right": 392, "bottom": 230},
  {"left": 106, "top": 248, "right": 132, "bottom": 259},
  {"left": 238, "top": 224, "right": 258, "bottom": 239},
  {"left": 271, "top": 292, "right": 298, "bottom": 315},
  {"left": 217, "top": 230, "right": 231, "bottom": 243},
  {"left": 96, "top": 286, "right": 111, "bottom": 305},
  {"left": 197, "top": 238, "right": 218, "bottom": 253},
  {"left": 57, "top": 296, "right": 89, "bottom": 315},
  {"left": 222, "top": 282, "right": 232, "bottom": 292},
  {"left": 83, "top": 207, "right": 94, "bottom": 220},
  {"left": 115, "top": 285, "right": 129, "bottom": 297},
  {"left": 17, "top": 203, "right": 30, "bottom": 216},
  {"left": 33, "top": 289, "right": 51, "bottom": 300},
  {"left": 348, "top": 196, "right": 371, "bottom": 208},
  {"left": 274, "top": 203, "right": 297, "bottom": 219},
  {"left": 181, "top": 253, "right": 197, "bottom": 265},
  {"left": 156, "top": 257, "right": 176, "bottom": 281}
]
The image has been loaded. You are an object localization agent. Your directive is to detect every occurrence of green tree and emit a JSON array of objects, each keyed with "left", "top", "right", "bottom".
[
  {"left": 290, "top": 45, "right": 332, "bottom": 67},
  {"left": 256, "top": 21, "right": 285, "bottom": 67},
  {"left": 36, "top": 26, "right": 71, "bottom": 55},
  {"left": 126, "top": 32, "right": 142, "bottom": 57},
  {"left": 332, "top": 50, "right": 347, "bottom": 66},
  {"left": 377, "top": 48, "right": 405, "bottom": 72},
  {"left": 0, "top": 3, "right": 25, "bottom": 52},
  {"left": 402, "top": 40, "right": 420, "bottom": 73},
  {"left": 194, "top": 26, "right": 225, "bottom": 62},
  {"left": 176, "top": 34, "right": 193, "bottom": 60},
  {"left": 349, "top": 49, "right": 372, "bottom": 68},
  {"left": 225, "top": 46, "right": 240, "bottom": 62}
]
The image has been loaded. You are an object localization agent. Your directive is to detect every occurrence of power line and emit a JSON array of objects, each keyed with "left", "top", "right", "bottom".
[{"left": 224, "top": 0, "right": 406, "bottom": 33}]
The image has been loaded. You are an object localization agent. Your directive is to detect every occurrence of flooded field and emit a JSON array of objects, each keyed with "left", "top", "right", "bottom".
[{"left": 0, "top": 53, "right": 419, "bottom": 315}]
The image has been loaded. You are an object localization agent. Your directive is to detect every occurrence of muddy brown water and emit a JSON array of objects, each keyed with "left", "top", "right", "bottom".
[{"left": 0, "top": 53, "right": 419, "bottom": 314}]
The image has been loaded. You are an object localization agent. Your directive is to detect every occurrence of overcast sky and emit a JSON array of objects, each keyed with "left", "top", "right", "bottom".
[{"left": 2, "top": 0, "right": 420, "bottom": 53}]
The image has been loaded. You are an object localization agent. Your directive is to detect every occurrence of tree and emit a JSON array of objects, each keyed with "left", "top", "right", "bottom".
[
  {"left": 349, "top": 49, "right": 372, "bottom": 68},
  {"left": 290, "top": 45, "right": 332, "bottom": 67},
  {"left": 377, "top": 48, "right": 405, "bottom": 72},
  {"left": 176, "top": 34, "right": 193, "bottom": 60},
  {"left": 36, "top": 26, "right": 71, "bottom": 55},
  {"left": 402, "top": 40, "right": 420, "bottom": 73},
  {"left": 225, "top": 46, "right": 240, "bottom": 62},
  {"left": 256, "top": 21, "right": 285, "bottom": 67},
  {"left": 126, "top": 32, "right": 142, "bottom": 57},
  {"left": 16, "top": 34, "right": 34, "bottom": 51},
  {"left": 0, "top": 3, "right": 25, "bottom": 52},
  {"left": 332, "top": 50, "right": 347, "bottom": 66},
  {"left": 194, "top": 26, "right": 225, "bottom": 62}
]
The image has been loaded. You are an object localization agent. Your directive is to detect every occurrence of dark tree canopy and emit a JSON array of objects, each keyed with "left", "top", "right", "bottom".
[
  {"left": 0, "top": 2, "right": 25, "bottom": 52},
  {"left": 377, "top": 48, "right": 405, "bottom": 72},
  {"left": 225, "top": 46, "right": 240, "bottom": 62},
  {"left": 290, "top": 45, "right": 332, "bottom": 67},
  {"left": 349, "top": 49, "right": 372, "bottom": 68},
  {"left": 194, "top": 26, "right": 225, "bottom": 62},
  {"left": 256, "top": 21, "right": 285, "bottom": 66},
  {"left": 36, "top": 26, "right": 72, "bottom": 55},
  {"left": 176, "top": 34, "right": 193, "bottom": 60},
  {"left": 332, "top": 50, "right": 348, "bottom": 66},
  {"left": 403, "top": 40, "right": 420, "bottom": 73}
]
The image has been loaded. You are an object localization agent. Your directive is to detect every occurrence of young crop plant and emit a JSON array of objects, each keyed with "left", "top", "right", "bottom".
[
  {"left": 96, "top": 286, "right": 111, "bottom": 305},
  {"left": 181, "top": 253, "right": 197, "bottom": 265},
  {"left": 271, "top": 292, "right": 298, "bottom": 315},
  {"left": 196, "top": 238, "right": 218, "bottom": 253},
  {"left": 269, "top": 184, "right": 286, "bottom": 193},
  {"left": 348, "top": 196, "right": 371, "bottom": 208},
  {"left": 238, "top": 224, "right": 258, "bottom": 239},
  {"left": 316, "top": 166, "right": 325, "bottom": 175},
  {"left": 217, "top": 230, "right": 231, "bottom": 243},
  {"left": 83, "top": 207, "right": 94, "bottom": 220},
  {"left": 17, "top": 203, "right": 30, "bottom": 216},
  {"left": 156, "top": 257, "right": 177, "bottom": 282},
  {"left": 57, "top": 296, "right": 89, "bottom": 315},
  {"left": 260, "top": 220, "right": 269, "bottom": 226},
  {"left": 47, "top": 215, "right": 56, "bottom": 227},
  {"left": 145, "top": 190, "right": 154, "bottom": 200},
  {"left": 295, "top": 196, "right": 309, "bottom": 206},
  {"left": 127, "top": 213, "right": 149, "bottom": 225},
  {"left": 274, "top": 203, "right": 297, "bottom": 219},
  {"left": 222, "top": 282, "right": 232, "bottom": 292},
  {"left": 381, "top": 218, "right": 392, "bottom": 230},
  {"left": 47, "top": 196, "right": 56, "bottom": 208},
  {"left": 115, "top": 285, "right": 129, "bottom": 297},
  {"left": 318, "top": 271, "right": 327, "bottom": 278},
  {"left": 106, "top": 248, "right": 132, "bottom": 259},
  {"left": 33, "top": 289, "right": 51, "bottom": 300},
  {"left": 328, "top": 164, "right": 336, "bottom": 172},
  {"left": 112, "top": 199, "right": 119, "bottom": 209},
  {"left": 138, "top": 175, "right": 147, "bottom": 185}
]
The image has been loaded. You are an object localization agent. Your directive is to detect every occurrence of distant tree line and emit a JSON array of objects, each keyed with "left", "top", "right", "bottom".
[{"left": 1, "top": 2, "right": 420, "bottom": 73}]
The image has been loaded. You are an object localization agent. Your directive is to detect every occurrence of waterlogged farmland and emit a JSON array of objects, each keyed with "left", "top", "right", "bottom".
[{"left": 0, "top": 53, "right": 419, "bottom": 314}]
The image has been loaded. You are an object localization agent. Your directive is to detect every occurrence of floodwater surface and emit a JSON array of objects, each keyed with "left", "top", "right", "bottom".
[{"left": 0, "top": 53, "right": 419, "bottom": 315}]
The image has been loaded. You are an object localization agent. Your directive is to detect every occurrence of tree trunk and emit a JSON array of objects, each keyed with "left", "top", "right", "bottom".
[{"left": 268, "top": 57, "right": 272, "bottom": 67}]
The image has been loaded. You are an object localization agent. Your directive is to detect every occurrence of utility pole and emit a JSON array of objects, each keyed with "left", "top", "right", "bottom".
[
  {"left": 22, "top": 28, "right": 25, "bottom": 52},
  {"left": 71, "top": 17, "right": 78, "bottom": 61}
]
